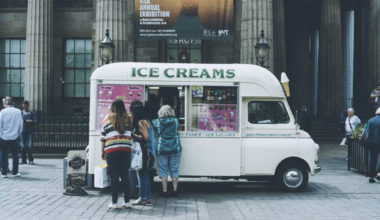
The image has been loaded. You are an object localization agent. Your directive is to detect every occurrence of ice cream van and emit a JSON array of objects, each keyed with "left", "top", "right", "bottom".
[{"left": 87, "top": 62, "right": 321, "bottom": 191}]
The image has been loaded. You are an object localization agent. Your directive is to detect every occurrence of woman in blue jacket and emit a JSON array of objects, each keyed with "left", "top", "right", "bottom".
[{"left": 153, "top": 105, "right": 182, "bottom": 197}]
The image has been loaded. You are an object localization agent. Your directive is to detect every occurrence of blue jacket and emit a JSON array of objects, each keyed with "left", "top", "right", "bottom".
[
  {"left": 152, "top": 117, "right": 181, "bottom": 156},
  {"left": 367, "top": 115, "right": 380, "bottom": 146}
]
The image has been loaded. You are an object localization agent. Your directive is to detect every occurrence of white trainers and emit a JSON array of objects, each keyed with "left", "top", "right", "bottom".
[
  {"left": 121, "top": 201, "right": 132, "bottom": 209},
  {"left": 1, "top": 175, "right": 7, "bottom": 178},
  {"left": 12, "top": 173, "right": 21, "bottom": 177},
  {"left": 108, "top": 203, "right": 117, "bottom": 210}
]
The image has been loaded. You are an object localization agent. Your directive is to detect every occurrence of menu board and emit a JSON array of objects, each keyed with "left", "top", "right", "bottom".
[
  {"left": 96, "top": 84, "right": 144, "bottom": 129},
  {"left": 197, "top": 104, "right": 237, "bottom": 132}
]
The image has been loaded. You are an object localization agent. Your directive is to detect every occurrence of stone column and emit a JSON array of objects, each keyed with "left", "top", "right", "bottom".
[
  {"left": 368, "top": 0, "right": 380, "bottom": 89},
  {"left": 273, "top": 0, "right": 286, "bottom": 78},
  {"left": 240, "top": 0, "right": 274, "bottom": 73},
  {"left": 25, "top": 0, "right": 53, "bottom": 113},
  {"left": 95, "top": 0, "right": 129, "bottom": 67},
  {"left": 318, "top": 0, "right": 344, "bottom": 121}
]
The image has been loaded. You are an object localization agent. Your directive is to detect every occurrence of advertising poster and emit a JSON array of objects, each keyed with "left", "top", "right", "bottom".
[
  {"left": 96, "top": 84, "right": 144, "bottom": 129},
  {"left": 197, "top": 104, "right": 237, "bottom": 132},
  {"left": 135, "top": 0, "right": 234, "bottom": 39}
]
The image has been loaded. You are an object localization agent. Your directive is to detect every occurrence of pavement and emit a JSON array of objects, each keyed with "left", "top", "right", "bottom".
[{"left": 1, "top": 143, "right": 380, "bottom": 220}]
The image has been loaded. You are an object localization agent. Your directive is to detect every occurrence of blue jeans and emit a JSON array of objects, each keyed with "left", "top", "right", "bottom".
[
  {"left": 137, "top": 169, "right": 151, "bottom": 200},
  {"left": 0, "top": 139, "right": 19, "bottom": 175},
  {"left": 20, "top": 133, "right": 33, "bottom": 162},
  {"left": 157, "top": 153, "right": 181, "bottom": 178}
]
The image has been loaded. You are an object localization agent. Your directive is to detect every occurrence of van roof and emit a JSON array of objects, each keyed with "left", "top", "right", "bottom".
[{"left": 91, "top": 62, "right": 286, "bottom": 98}]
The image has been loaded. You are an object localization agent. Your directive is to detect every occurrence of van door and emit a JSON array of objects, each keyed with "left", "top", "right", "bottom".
[{"left": 241, "top": 99, "right": 299, "bottom": 175}]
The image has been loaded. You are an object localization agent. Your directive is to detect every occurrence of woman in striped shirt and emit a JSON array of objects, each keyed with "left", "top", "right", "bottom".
[{"left": 101, "top": 99, "right": 133, "bottom": 210}]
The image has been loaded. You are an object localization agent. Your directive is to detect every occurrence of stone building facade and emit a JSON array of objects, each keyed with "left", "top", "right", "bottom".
[{"left": 0, "top": 0, "right": 379, "bottom": 122}]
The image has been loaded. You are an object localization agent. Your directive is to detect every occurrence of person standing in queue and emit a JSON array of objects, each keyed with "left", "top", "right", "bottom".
[
  {"left": 366, "top": 108, "right": 380, "bottom": 183},
  {"left": 0, "top": 97, "right": 23, "bottom": 178},
  {"left": 100, "top": 99, "right": 133, "bottom": 209},
  {"left": 20, "top": 100, "right": 37, "bottom": 165},
  {"left": 153, "top": 105, "right": 182, "bottom": 197},
  {"left": 158, "top": 87, "right": 180, "bottom": 118},
  {"left": 131, "top": 103, "right": 156, "bottom": 206}
]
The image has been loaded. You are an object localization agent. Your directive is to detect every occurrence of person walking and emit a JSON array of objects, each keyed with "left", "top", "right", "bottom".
[
  {"left": 20, "top": 100, "right": 37, "bottom": 165},
  {"left": 131, "top": 103, "right": 155, "bottom": 206},
  {"left": 366, "top": 108, "right": 380, "bottom": 183},
  {"left": 100, "top": 99, "right": 133, "bottom": 209},
  {"left": 0, "top": 97, "right": 23, "bottom": 178},
  {"left": 153, "top": 105, "right": 182, "bottom": 197},
  {"left": 345, "top": 108, "right": 361, "bottom": 137}
]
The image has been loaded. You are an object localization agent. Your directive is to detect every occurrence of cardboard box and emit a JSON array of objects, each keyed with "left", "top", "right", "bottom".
[{"left": 94, "top": 163, "right": 110, "bottom": 188}]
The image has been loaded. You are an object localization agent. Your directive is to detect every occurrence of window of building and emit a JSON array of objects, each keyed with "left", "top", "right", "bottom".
[
  {"left": 166, "top": 39, "right": 201, "bottom": 63},
  {"left": 191, "top": 86, "right": 238, "bottom": 132},
  {"left": 0, "top": 39, "right": 26, "bottom": 97},
  {"left": 248, "top": 101, "right": 290, "bottom": 124},
  {"left": 63, "top": 39, "right": 92, "bottom": 98}
]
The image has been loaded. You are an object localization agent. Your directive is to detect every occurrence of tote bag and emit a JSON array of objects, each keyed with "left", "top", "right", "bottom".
[{"left": 130, "top": 141, "right": 143, "bottom": 171}]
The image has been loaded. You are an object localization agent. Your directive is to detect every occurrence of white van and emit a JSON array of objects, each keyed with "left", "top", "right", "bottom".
[{"left": 87, "top": 62, "right": 320, "bottom": 191}]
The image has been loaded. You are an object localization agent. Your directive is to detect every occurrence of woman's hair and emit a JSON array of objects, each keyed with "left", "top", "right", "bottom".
[
  {"left": 347, "top": 108, "right": 355, "bottom": 114},
  {"left": 108, "top": 99, "right": 131, "bottom": 134},
  {"left": 130, "top": 100, "right": 143, "bottom": 113},
  {"left": 158, "top": 105, "right": 176, "bottom": 118},
  {"left": 132, "top": 104, "right": 147, "bottom": 129}
]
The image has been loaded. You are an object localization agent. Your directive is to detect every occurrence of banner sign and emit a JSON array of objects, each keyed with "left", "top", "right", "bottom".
[{"left": 135, "top": 0, "right": 234, "bottom": 39}]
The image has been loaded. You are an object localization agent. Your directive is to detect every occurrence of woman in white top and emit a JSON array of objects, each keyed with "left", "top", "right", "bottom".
[{"left": 345, "top": 108, "right": 361, "bottom": 136}]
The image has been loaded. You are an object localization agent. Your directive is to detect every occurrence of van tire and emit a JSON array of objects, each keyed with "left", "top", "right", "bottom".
[{"left": 275, "top": 162, "right": 308, "bottom": 192}]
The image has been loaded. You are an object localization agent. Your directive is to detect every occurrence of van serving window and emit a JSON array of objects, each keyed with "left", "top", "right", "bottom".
[
  {"left": 248, "top": 101, "right": 290, "bottom": 124},
  {"left": 191, "top": 86, "right": 238, "bottom": 132}
]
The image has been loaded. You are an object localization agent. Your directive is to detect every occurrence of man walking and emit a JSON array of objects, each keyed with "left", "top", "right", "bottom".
[
  {"left": 367, "top": 107, "right": 380, "bottom": 183},
  {"left": 20, "top": 100, "right": 37, "bottom": 165},
  {"left": 0, "top": 97, "right": 23, "bottom": 178}
]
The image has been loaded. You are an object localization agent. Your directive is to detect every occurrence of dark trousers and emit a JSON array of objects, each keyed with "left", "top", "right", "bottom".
[
  {"left": 20, "top": 133, "right": 33, "bottom": 162},
  {"left": 106, "top": 151, "right": 131, "bottom": 204},
  {"left": 0, "top": 139, "right": 19, "bottom": 175},
  {"left": 369, "top": 148, "right": 380, "bottom": 178}
]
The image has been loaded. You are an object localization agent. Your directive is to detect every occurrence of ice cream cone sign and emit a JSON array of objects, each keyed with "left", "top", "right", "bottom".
[{"left": 281, "top": 72, "right": 290, "bottom": 97}]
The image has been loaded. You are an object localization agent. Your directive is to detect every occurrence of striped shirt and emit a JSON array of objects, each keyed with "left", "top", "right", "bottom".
[{"left": 100, "top": 115, "right": 133, "bottom": 154}]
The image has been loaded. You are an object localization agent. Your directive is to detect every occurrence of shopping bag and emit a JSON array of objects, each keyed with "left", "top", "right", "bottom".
[
  {"left": 131, "top": 141, "right": 143, "bottom": 171},
  {"left": 94, "top": 163, "right": 110, "bottom": 188},
  {"left": 340, "top": 137, "right": 347, "bottom": 147}
]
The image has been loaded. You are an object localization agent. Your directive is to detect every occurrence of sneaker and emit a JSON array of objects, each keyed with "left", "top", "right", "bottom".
[
  {"left": 121, "top": 201, "right": 132, "bottom": 209},
  {"left": 143, "top": 200, "right": 152, "bottom": 206},
  {"left": 375, "top": 176, "right": 380, "bottom": 181},
  {"left": 159, "top": 191, "right": 169, "bottom": 198},
  {"left": 1, "top": 175, "right": 7, "bottom": 178},
  {"left": 29, "top": 161, "right": 34, "bottom": 165},
  {"left": 12, "top": 173, "right": 21, "bottom": 177},
  {"left": 132, "top": 198, "right": 144, "bottom": 206},
  {"left": 108, "top": 203, "right": 117, "bottom": 210},
  {"left": 369, "top": 178, "right": 376, "bottom": 183}
]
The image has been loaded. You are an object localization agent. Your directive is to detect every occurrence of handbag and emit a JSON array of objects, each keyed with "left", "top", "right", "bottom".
[
  {"left": 340, "top": 137, "right": 347, "bottom": 147},
  {"left": 130, "top": 140, "right": 143, "bottom": 171}
]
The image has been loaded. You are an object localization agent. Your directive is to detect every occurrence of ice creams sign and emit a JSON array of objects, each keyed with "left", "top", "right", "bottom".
[{"left": 131, "top": 67, "right": 236, "bottom": 79}]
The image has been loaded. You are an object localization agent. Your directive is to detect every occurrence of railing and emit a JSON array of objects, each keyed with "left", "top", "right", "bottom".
[
  {"left": 347, "top": 138, "right": 369, "bottom": 176},
  {"left": 33, "top": 115, "right": 89, "bottom": 154}
]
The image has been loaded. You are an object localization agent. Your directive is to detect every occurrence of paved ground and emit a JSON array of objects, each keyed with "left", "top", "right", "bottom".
[{"left": 1, "top": 143, "right": 380, "bottom": 220}]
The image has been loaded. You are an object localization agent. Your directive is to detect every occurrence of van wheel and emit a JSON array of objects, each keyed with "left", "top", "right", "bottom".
[{"left": 275, "top": 163, "right": 308, "bottom": 192}]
